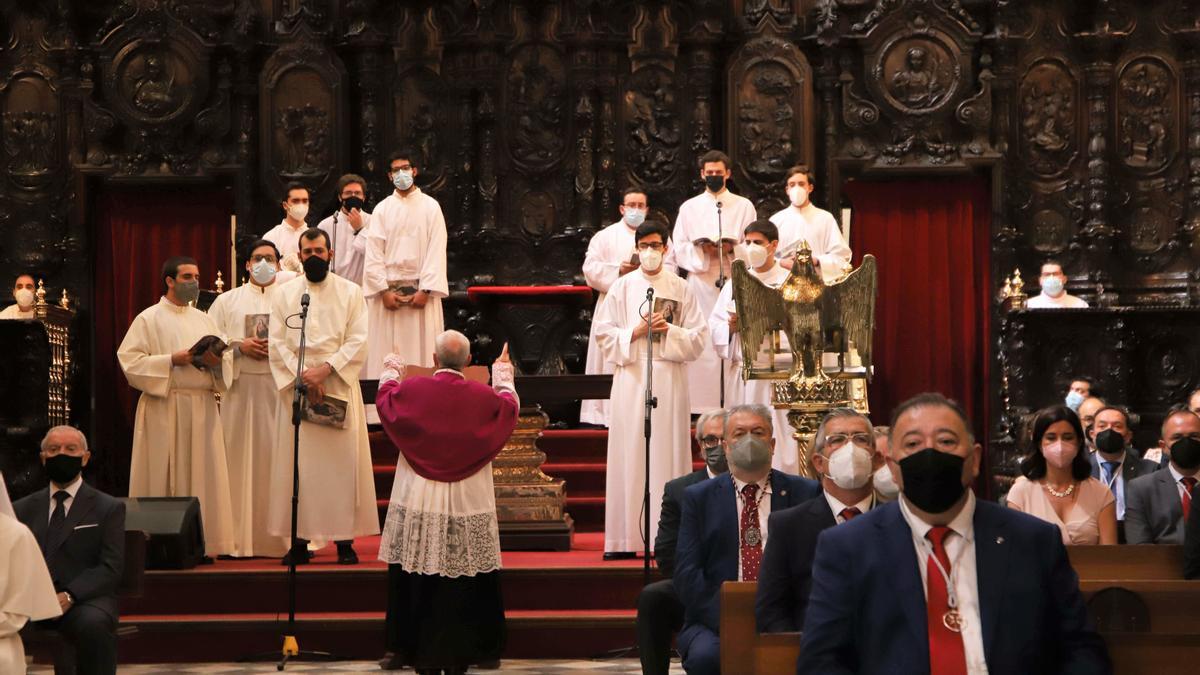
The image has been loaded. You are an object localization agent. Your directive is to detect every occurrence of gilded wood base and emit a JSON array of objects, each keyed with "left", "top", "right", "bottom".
[{"left": 493, "top": 407, "right": 574, "bottom": 550}]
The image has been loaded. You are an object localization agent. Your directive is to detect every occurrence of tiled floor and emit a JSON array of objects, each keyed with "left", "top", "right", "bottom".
[{"left": 31, "top": 660, "right": 685, "bottom": 674}]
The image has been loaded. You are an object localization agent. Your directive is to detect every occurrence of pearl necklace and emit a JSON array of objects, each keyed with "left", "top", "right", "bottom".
[{"left": 1043, "top": 481, "right": 1076, "bottom": 498}]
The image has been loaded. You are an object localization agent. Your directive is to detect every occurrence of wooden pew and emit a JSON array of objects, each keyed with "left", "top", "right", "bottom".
[{"left": 719, "top": 546, "right": 1200, "bottom": 673}]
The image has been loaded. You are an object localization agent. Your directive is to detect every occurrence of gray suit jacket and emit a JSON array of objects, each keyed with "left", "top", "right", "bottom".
[{"left": 1125, "top": 468, "right": 1186, "bottom": 545}]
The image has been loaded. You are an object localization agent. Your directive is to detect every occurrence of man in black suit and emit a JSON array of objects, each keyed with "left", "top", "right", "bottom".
[
  {"left": 756, "top": 408, "right": 884, "bottom": 633},
  {"left": 14, "top": 426, "right": 125, "bottom": 675},
  {"left": 1088, "top": 405, "right": 1160, "bottom": 542},
  {"left": 636, "top": 408, "right": 727, "bottom": 675},
  {"left": 1126, "top": 409, "right": 1200, "bottom": 544},
  {"left": 675, "top": 404, "right": 821, "bottom": 674}
]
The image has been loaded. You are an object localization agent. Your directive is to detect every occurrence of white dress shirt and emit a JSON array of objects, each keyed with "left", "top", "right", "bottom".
[
  {"left": 823, "top": 491, "right": 874, "bottom": 524},
  {"left": 47, "top": 475, "right": 83, "bottom": 518},
  {"left": 731, "top": 473, "right": 771, "bottom": 581},
  {"left": 899, "top": 491, "right": 989, "bottom": 675},
  {"left": 1026, "top": 291, "right": 1089, "bottom": 309}
]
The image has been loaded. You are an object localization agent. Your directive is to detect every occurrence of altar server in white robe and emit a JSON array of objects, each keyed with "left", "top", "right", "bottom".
[
  {"left": 262, "top": 182, "right": 311, "bottom": 274},
  {"left": 315, "top": 173, "right": 371, "bottom": 285},
  {"left": 117, "top": 256, "right": 236, "bottom": 556},
  {"left": 596, "top": 222, "right": 708, "bottom": 556},
  {"left": 669, "top": 150, "right": 757, "bottom": 413},
  {"left": 0, "top": 473, "right": 61, "bottom": 674},
  {"left": 363, "top": 149, "right": 448, "bottom": 377},
  {"left": 206, "top": 240, "right": 289, "bottom": 558},
  {"left": 770, "top": 166, "right": 852, "bottom": 283},
  {"left": 268, "top": 228, "right": 378, "bottom": 565},
  {"left": 581, "top": 189, "right": 679, "bottom": 426},
  {"left": 708, "top": 220, "right": 799, "bottom": 474},
  {"left": 0, "top": 274, "right": 36, "bottom": 319}
]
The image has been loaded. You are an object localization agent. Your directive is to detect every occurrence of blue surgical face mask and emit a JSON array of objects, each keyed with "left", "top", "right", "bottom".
[
  {"left": 623, "top": 208, "right": 645, "bottom": 228},
  {"left": 1065, "top": 390, "right": 1085, "bottom": 412},
  {"left": 393, "top": 170, "right": 414, "bottom": 191},
  {"left": 1041, "top": 276, "right": 1064, "bottom": 297},
  {"left": 250, "top": 259, "right": 277, "bottom": 285}
]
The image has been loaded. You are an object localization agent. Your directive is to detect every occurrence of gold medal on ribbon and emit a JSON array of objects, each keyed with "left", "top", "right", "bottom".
[
  {"left": 943, "top": 609, "right": 964, "bottom": 633},
  {"left": 744, "top": 527, "right": 762, "bottom": 547}
]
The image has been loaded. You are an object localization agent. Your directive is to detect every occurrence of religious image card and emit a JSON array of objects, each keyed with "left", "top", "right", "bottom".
[
  {"left": 387, "top": 278, "right": 421, "bottom": 304},
  {"left": 244, "top": 313, "right": 269, "bottom": 340},
  {"left": 302, "top": 394, "right": 348, "bottom": 429},
  {"left": 651, "top": 297, "right": 680, "bottom": 342}
]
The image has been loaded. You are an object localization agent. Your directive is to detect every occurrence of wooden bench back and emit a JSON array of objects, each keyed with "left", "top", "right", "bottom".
[
  {"left": 720, "top": 581, "right": 800, "bottom": 674},
  {"left": 1068, "top": 545, "right": 1183, "bottom": 581}
]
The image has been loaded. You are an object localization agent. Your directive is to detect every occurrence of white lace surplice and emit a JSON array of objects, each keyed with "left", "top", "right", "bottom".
[{"left": 378, "top": 452, "right": 501, "bottom": 578}]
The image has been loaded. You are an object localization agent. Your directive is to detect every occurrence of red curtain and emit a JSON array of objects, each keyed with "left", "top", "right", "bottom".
[
  {"left": 844, "top": 178, "right": 991, "bottom": 452},
  {"left": 92, "top": 186, "right": 233, "bottom": 495}
]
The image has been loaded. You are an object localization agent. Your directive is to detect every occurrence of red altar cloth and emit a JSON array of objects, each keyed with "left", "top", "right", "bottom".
[{"left": 466, "top": 285, "right": 595, "bottom": 302}]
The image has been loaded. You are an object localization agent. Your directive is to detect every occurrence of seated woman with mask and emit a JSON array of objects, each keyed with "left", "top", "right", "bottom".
[{"left": 1006, "top": 405, "right": 1118, "bottom": 545}]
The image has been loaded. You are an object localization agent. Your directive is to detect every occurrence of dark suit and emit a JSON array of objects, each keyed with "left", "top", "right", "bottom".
[
  {"left": 14, "top": 481, "right": 126, "bottom": 675},
  {"left": 1089, "top": 449, "right": 1159, "bottom": 542},
  {"left": 754, "top": 494, "right": 838, "bottom": 634},
  {"left": 675, "top": 470, "right": 821, "bottom": 675},
  {"left": 797, "top": 499, "right": 1110, "bottom": 675},
  {"left": 638, "top": 468, "right": 710, "bottom": 675},
  {"left": 1184, "top": 483, "right": 1200, "bottom": 579},
  {"left": 1125, "top": 467, "right": 1190, "bottom": 544}
]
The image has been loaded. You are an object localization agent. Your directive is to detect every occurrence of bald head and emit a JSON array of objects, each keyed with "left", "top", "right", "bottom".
[{"left": 433, "top": 330, "right": 472, "bottom": 370}]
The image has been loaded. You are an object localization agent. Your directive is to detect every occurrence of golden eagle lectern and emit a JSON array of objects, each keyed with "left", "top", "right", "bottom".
[{"left": 731, "top": 243, "right": 877, "bottom": 478}]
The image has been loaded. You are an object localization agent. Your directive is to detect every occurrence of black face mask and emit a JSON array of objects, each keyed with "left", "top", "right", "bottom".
[
  {"left": 898, "top": 448, "right": 967, "bottom": 514},
  {"left": 303, "top": 255, "right": 329, "bottom": 282},
  {"left": 341, "top": 196, "right": 365, "bottom": 212},
  {"left": 45, "top": 454, "right": 83, "bottom": 485},
  {"left": 1170, "top": 437, "right": 1200, "bottom": 471},
  {"left": 704, "top": 175, "right": 725, "bottom": 193},
  {"left": 704, "top": 443, "right": 728, "bottom": 476},
  {"left": 1094, "top": 429, "right": 1126, "bottom": 455}
]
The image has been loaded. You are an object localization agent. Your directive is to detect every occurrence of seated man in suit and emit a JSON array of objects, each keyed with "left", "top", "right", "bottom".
[
  {"left": 1088, "top": 405, "right": 1159, "bottom": 542},
  {"left": 756, "top": 408, "right": 884, "bottom": 634},
  {"left": 637, "top": 408, "right": 727, "bottom": 675},
  {"left": 798, "top": 393, "right": 1109, "bottom": 675},
  {"left": 675, "top": 403, "right": 821, "bottom": 674},
  {"left": 14, "top": 426, "right": 125, "bottom": 675},
  {"left": 1126, "top": 409, "right": 1200, "bottom": 544}
]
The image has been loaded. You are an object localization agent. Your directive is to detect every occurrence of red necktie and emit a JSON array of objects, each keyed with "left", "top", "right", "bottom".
[
  {"left": 1183, "top": 477, "right": 1197, "bottom": 521},
  {"left": 926, "top": 526, "right": 967, "bottom": 675},
  {"left": 739, "top": 483, "right": 763, "bottom": 581},
  {"left": 839, "top": 507, "right": 861, "bottom": 522}
]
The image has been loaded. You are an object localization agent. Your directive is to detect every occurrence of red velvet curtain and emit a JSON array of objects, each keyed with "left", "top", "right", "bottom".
[
  {"left": 92, "top": 186, "right": 232, "bottom": 495},
  {"left": 844, "top": 178, "right": 991, "bottom": 450}
]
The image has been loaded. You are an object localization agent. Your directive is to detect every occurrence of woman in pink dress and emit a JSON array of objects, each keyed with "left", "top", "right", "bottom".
[{"left": 1007, "top": 405, "right": 1118, "bottom": 545}]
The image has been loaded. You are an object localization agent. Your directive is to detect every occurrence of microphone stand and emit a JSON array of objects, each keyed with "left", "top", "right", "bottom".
[
  {"left": 715, "top": 200, "right": 726, "bottom": 409},
  {"left": 642, "top": 286, "right": 657, "bottom": 589}
]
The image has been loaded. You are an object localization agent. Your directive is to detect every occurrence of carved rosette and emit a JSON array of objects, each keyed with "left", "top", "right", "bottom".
[{"left": 725, "top": 34, "right": 814, "bottom": 202}]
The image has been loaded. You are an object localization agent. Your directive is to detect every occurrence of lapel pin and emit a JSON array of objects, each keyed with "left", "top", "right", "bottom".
[
  {"left": 995, "top": 536, "right": 1004, "bottom": 544},
  {"left": 780, "top": 489, "right": 787, "bottom": 496}
]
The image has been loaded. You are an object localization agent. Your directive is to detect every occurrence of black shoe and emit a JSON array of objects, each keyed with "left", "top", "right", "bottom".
[
  {"left": 379, "top": 652, "right": 404, "bottom": 670},
  {"left": 281, "top": 547, "right": 314, "bottom": 566},
  {"left": 603, "top": 551, "right": 637, "bottom": 561},
  {"left": 337, "top": 543, "right": 359, "bottom": 565}
]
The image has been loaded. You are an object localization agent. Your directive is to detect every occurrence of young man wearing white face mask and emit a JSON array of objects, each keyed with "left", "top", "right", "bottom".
[
  {"left": 262, "top": 181, "right": 312, "bottom": 271},
  {"left": 594, "top": 222, "right": 709, "bottom": 558},
  {"left": 206, "top": 240, "right": 290, "bottom": 558},
  {"left": 363, "top": 148, "right": 448, "bottom": 376},
  {"left": 708, "top": 219, "right": 797, "bottom": 472},
  {"left": 1027, "top": 260, "right": 1089, "bottom": 309},
  {"left": 769, "top": 166, "right": 851, "bottom": 283},
  {"left": 0, "top": 274, "right": 37, "bottom": 319},
  {"left": 755, "top": 408, "right": 883, "bottom": 634},
  {"left": 581, "top": 189, "right": 679, "bottom": 426}
]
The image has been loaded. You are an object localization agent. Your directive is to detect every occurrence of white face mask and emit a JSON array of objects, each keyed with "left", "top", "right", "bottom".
[
  {"left": 14, "top": 288, "right": 34, "bottom": 308},
  {"left": 250, "top": 260, "right": 277, "bottom": 286},
  {"left": 639, "top": 248, "right": 663, "bottom": 273},
  {"left": 287, "top": 203, "right": 309, "bottom": 222},
  {"left": 623, "top": 208, "right": 645, "bottom": 228},
  {"left": 393, "top": 170, "right": 414, "bottom": 191},
  {"left": 826, "top": 442, "right": 874, "bottom": 490},
  {"left": 788, "top": 186, "right": 808, "bottom": 207},
  {"left": 746, "top": 243, "right": 770, "bottom": 269},
  {"left": 873, "top": 463, "right": 900, "bottom": 499}
]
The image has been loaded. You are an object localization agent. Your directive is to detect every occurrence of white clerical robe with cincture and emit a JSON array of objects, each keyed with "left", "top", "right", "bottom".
[
  {"left": 317, "top": 210, "right": 371, "bottom": 285},
  {"left": 267, "top": 273, "right": 379, "bottom": 541},
  {"left": 770, "top": 204, "right": 852, "bottom": 284},
  {"left": 596, "top": 268, "right": 708, "bottom": 553},
  {"left": 580, "top": 220, "right": 681, "bottom": 426},
  {"left": 0, "top": 513, "right": 61, "bottom": 674},
  {"left": 207, "top": 282, "right": 289, "bottom": 557},
  {"left": 709, "top": 264, "right": 800, "bottom": 474},
  {"left": 363, "top": 188, "right": 448, "bottom": 375},
  {"left": 669, "top": 190, "right": 757, "bottom": 413},
  {"left": 118, "top": 297, "right": 236, "bottom": 556}
]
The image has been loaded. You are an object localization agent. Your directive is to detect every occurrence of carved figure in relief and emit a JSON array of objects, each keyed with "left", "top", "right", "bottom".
[
  {"left": 739, "top": 66, "right": 795, "bottom": 177},
  {"left": 409, "top": 103, "right": 439, "bottom": 172},
  {"left": 3, "top": 111, "right": 56, "bottom": 175},
  {"left": 889, "top": 47, "right": 945, "bottom": 109},
  {"left": 1119, "top": 63, "right": 1171, "bottom": 169},
  {"left": 509, "top": 49, "right": 564, "bottom": 165},
  {"left": 276, "top": 104, "right": 329, "bottom": 176},
  {"left": 627, "top": 74, "right": 680, "bottom": 183},
  {"left": 130, "top": 53, "right": 179, "bottom": 116}
]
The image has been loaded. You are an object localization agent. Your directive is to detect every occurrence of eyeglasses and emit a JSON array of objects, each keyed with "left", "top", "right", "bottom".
[
  {"left": 637, "top": 242, "right": 665, "bottom": 251},
  {"left": 250, "top": 254, "right": 278, "bottom": 263},
  {"left": 824, "top": 432, "right": 873, "bottom": 450},
  {"left": 699, "top": 435, "right": 722, "bottom": 448}
]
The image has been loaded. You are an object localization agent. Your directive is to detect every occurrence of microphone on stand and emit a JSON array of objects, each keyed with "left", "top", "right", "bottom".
[
  {"left": 300, "top": 293, "right": 310, "bottom": 313},
  {"left": 646, "top": 287, "right": 655, "bottom": 301}
]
